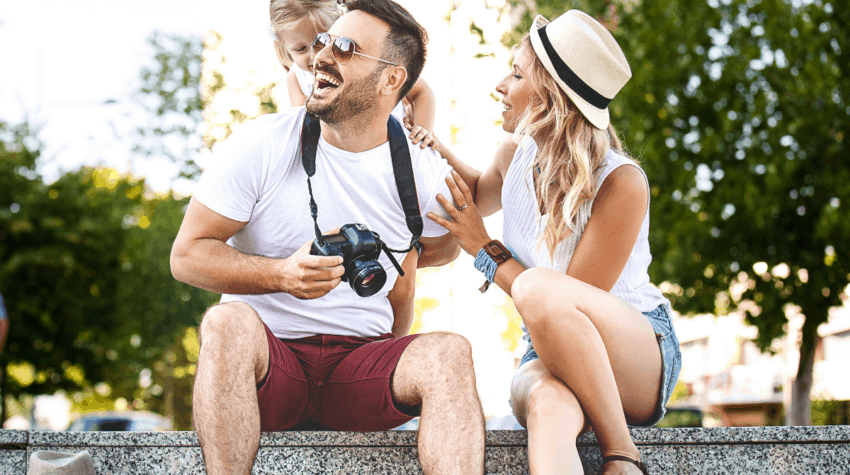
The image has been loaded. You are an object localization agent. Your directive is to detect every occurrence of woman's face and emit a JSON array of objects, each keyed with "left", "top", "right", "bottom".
[
  {"left": 281, "top": 19, "right": 322, "bottom": 73},
  {"left": 495, "top": 43, "right": 537, "bottom": 133}
]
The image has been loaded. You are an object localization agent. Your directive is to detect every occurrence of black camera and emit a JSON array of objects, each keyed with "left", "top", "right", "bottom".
[{"left": 310, "top": 223, "right": 403, "bottom": 297}]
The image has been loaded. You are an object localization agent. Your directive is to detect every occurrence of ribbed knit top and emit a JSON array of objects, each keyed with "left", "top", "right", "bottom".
[{"left": 502, "top": 137, "right": 668, "bottom": 313}]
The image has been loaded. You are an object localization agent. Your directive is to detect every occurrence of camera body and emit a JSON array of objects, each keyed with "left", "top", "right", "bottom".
[{"left": 310, "top": 223, "right": 388, "bottom": 297}]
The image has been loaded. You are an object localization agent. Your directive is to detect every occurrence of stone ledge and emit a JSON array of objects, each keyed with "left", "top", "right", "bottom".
[
  {"left": 25, "top": 426, "right": 850, "bottom": 447},
  {"left": 7, "top": 426, "right": 850, "bottom": 475}
]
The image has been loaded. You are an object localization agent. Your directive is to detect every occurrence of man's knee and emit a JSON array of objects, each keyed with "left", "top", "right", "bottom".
[
  {"left": 415, "top": 332, "right": 475, "bottom": 381},
  {"left": 199, "top": 302, "right": 263, "bottom": 350}
]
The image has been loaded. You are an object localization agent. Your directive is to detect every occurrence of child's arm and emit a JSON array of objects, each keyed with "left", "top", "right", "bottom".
[
  {"left": 404, "top": 77, "right": 436, "bottom": 131},
  {"left": 287, "top": 69, "right": 308, "bottom": 107}
]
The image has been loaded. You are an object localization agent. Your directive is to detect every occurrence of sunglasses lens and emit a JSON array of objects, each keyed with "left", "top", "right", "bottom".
[
  {"left": 333, "top": 37, "right": 355, "bottom": 63},
  {"left": 312, "top": 33, "right": 331, "bottom": 57}
]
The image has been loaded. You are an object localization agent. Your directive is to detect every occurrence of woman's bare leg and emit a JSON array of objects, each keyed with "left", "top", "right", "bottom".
[
  {"left": 511, "top": 268, "right": 663, "bottom": 474},
  {"left": 511, "top": 359, "right": 586, "bottom": 475}
]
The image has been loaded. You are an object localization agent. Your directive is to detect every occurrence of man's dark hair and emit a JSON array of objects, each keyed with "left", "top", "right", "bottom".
[{"left": 345, "top": 0, "right": 428, "bottom": 102}]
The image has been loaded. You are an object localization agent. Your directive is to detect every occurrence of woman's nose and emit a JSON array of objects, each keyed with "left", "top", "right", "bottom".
[{"left": 495, "top": 77, "right": 508, "bottom": 95}]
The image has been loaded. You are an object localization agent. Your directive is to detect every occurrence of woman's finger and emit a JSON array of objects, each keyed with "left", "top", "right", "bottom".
[
  {"left": 426, "top": 211, "right": 453, "bottom": 230},
  {"left": 445, "top": 175, "right": 468, "bottom": 210},
  {"left": 435, "top": 193, "right": 461, "bottom": 219},
  {"left": 451, "top": 170, "right": 475, "bottom": 206}
]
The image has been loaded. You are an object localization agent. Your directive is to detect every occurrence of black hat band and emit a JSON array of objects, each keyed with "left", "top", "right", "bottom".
[{"left": 538, "top": 25, "right": 612, "bottom": 110}]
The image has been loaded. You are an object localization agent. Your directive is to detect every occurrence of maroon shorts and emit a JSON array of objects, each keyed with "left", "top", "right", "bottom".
[{"left": 256, "top": 322, "right": 421, "bottom": 431}]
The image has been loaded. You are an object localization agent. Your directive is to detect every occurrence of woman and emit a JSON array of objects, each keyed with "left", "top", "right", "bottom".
[{"left": 422, "top": 10, "right": 682, "bottom": 475}]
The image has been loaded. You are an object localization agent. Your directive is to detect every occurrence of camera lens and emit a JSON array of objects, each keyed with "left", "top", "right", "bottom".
[{"left": 349, "top": 258, "right": 387, "bottom": 297}]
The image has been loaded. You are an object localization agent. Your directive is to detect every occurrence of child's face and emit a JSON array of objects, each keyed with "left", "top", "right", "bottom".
[{"left": 281, "top": 19, "right": 322, "bottom": 72}]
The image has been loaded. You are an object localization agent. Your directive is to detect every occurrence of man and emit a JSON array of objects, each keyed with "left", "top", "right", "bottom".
[{"left": 170, "top": 1, "right": 485, "bottom": 474}]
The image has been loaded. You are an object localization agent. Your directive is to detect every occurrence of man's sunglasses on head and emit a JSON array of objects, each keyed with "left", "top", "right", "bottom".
[{"left": 311, "top": 32, "right": 398, "bottom": 66}]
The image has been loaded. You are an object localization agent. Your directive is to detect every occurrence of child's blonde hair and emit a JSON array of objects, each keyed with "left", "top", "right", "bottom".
[{"left": 270, "top": 0, "right": 341, "bottom": 70}]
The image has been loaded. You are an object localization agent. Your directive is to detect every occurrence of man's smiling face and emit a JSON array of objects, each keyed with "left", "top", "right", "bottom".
[{"left": 305, "top": 11, "right": 392, "bottom": 125}]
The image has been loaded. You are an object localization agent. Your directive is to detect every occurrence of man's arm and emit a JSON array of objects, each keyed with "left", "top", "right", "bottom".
[
  {"left": 171, "top": 197, "right": 344, "bottom": 299},
  {"left": 416, "top": 233, "right": 461, "bottom": 268}
]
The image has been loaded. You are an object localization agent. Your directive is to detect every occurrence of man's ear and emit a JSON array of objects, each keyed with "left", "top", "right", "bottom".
[{"left": 380, "top": 66, "right": 408, "bottom": 99}]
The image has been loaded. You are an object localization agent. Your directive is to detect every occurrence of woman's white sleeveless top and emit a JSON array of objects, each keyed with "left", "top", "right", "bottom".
[
  {"left": 291, "top": 65, "right": 406, "bottom": 123},
  {"left": 501, "top": 137, "right": 669, "bottom": 313}
]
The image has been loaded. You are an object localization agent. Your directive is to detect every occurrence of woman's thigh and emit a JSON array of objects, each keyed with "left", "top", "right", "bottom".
[{"left": 512, "top": 268, "right": 663, "bottom": 425}]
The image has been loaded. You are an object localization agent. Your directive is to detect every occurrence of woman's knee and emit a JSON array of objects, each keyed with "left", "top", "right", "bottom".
[
  {"left": 511, "top": 362, "right": 584, "bottom": 431},
  {"left": 511, "top": 268, "right": 563, "bottom": 330}
]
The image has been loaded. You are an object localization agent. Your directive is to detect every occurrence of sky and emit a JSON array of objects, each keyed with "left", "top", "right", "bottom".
[
  {"left": 1, "top": 0, "right": 526, "bottom": 421},
  {"left": 1, "top": 0, "right": 277, "bottom": 191}
]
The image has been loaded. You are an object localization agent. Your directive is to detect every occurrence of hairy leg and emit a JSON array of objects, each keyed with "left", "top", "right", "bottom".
[
  {"left": 391, "top": 332, "right": 486, "bottom": 475},
  {"left": 511, "top": 268, "right": 663, "bottom": 474},
  {"left": 193, "top": 302, "right": 270, "bottom": 475},
  {"left": 511, "top": 359, "right": 586, "bottom": 475}
]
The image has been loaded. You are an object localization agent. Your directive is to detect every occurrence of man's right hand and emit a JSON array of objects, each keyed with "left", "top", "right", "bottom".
[{"left": 278, "top": 239, "right": 345, "bottom": 299}]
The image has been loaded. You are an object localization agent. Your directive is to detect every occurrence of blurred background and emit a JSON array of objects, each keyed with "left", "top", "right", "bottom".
[{"left": 1, "top": 0, "right": 848, "bottom": 432}]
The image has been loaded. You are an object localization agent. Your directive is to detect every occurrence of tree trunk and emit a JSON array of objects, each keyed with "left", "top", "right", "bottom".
[{"left": 788, "top": 320, "right": 820, "bottom": 426}]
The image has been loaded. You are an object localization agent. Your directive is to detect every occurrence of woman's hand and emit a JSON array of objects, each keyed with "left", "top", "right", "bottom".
[{"left": 427, "top": 170, "right": 492, "bottom": 257}]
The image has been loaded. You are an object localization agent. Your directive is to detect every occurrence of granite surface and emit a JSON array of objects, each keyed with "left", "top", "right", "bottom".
[
  {"left": 0, "top": 430, "right": 27, "bottom": 447},
  {"left": 0, "top": 449, "right": 27, "bottom": 475},
  {"left": 15, "top": 426, "right": 850, "bottom": 475},
  {"left": 30, "top": 426, "right": 850, "bottom": 447}
]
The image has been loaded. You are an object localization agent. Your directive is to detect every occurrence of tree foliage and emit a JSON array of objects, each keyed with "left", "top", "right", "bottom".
[
  {"left": 0, "top": 118, "right": 218, "bottom": 428},
  {"left": 507, "top": 0, "right": 848, "bottom": 423}
]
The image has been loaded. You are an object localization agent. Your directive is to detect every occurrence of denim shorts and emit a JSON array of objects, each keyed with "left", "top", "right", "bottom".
[{"left": 518, "top": 303, "right": 682, "bottom": 427}]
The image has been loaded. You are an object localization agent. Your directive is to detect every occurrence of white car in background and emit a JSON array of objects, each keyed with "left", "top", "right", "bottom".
[{"left": 66, "top": 411, "right": 172, "bottom": 431}]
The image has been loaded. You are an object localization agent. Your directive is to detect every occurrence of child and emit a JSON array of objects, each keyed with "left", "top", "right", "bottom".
[
  {"left": 270, "top": 0, "right": 436, "bottom": 336},
  {"left": 271, "top": 0, "right": 436, "bottom": 132}
]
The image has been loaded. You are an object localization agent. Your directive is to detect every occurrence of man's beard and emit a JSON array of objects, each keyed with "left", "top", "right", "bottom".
[{"left": 306, "top": 66, "right": 385, "bottom": 125}]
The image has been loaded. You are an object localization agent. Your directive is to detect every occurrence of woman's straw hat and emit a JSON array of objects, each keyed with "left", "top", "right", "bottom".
[{"left": 528, "top": 10, "right": 631, "bottom": 129}]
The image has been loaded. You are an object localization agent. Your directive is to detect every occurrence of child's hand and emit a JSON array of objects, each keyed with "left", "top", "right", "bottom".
[{"left": 409, "top": 125, "right": 440, "bottom": 151}]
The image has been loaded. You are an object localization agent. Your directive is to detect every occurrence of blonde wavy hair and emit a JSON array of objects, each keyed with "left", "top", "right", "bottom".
[
  {"left": 270, "top": 0, "right": 341, "bottom": 71},
  {"left": 513, "top": 35, "right": 629, "bottom": 258}
]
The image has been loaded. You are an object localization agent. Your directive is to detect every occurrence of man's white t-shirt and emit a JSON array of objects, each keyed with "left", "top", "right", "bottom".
[{"left": 193, "top": 107, "right": 453, "bottom": 339}]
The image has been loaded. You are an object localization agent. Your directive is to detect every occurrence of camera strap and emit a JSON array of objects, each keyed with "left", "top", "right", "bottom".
[{"left": 300, "top": 111, "right": 423, "bottom": 253}]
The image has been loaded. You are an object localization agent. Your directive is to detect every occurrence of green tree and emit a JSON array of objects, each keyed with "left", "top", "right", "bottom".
[
  {"left": 0, "top": 118, "right": 218, "bottom": 428},
  {"left": 0, "top": 120, "right": 143, "bottom": 411},
  {"left": 507, "top": 0, "right": 848, "bottom": 425}
]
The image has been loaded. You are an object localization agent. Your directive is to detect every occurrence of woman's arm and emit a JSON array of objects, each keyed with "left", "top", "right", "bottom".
[
  {"left": 565, "top": 165, "right": 648, "bottom": 291},
  {"left": 412, "top": 135, "right": 516, "bottom": 217},
  {"left": 287, "top": 69, "right": 308, "bottom": 107},
  {"left": 426, "top": 170, "right": 527, "bottom": 296}
]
